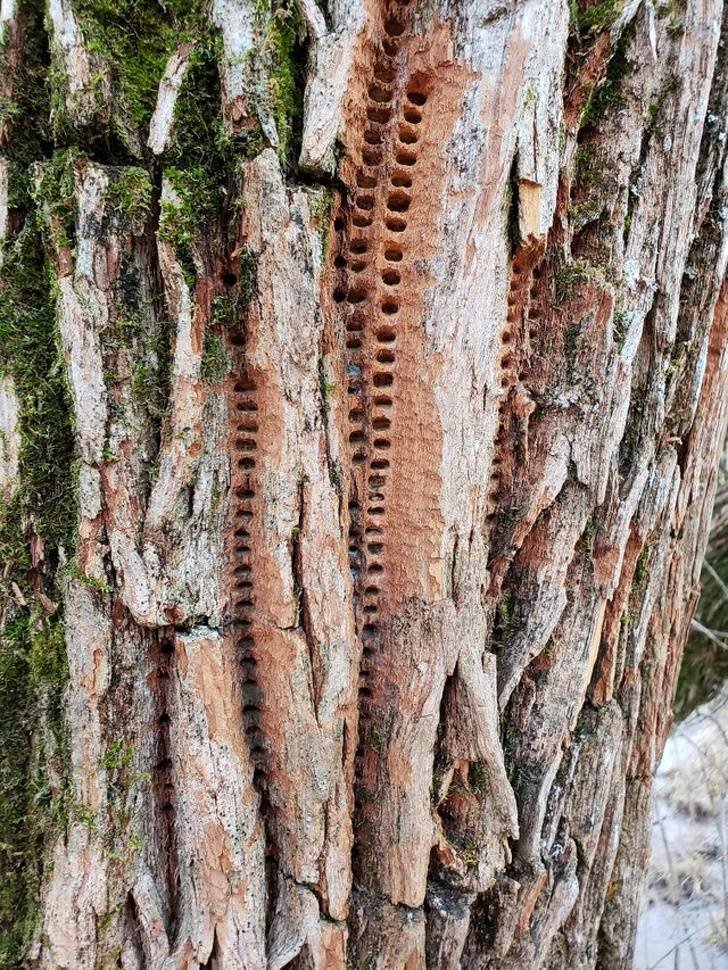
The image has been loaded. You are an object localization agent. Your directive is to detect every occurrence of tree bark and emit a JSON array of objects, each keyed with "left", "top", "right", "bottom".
[{"left": 0, "top": 0, "right": 726, "bottom": 966}]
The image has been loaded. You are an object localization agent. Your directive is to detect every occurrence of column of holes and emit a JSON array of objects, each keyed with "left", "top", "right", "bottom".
[
  {"left": 230, "top": 375, "right": 267, "bottom": 791},
  {"left": 335, "top": 18, "right": 428, "bottom": 734},
  {"left": 361, "top": 79, "right": 429, "bottom": 670},
  {"left": 487, "top": 249, "right": 544, "bottom": 516},
  {"left": 342, "top": 51, "right": 397, "bottom": 715}
]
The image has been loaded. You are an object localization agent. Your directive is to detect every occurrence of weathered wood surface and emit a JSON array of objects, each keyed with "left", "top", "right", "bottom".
[{"left": 0, "top": 0, "right": 726, "bottom": 966}]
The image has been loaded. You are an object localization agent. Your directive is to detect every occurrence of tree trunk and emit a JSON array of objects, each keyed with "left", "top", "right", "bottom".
[{"left": 1, "top": 0, "right": 726, "bottom": 966}]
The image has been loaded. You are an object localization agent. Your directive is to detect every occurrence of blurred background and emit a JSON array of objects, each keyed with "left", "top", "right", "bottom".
[{"left": 635, "top": 461, "right": 728, "bottom": 969}]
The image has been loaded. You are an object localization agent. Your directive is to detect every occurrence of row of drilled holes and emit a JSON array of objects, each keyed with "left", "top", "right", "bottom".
[
  {"left": 336, "top": 18, "right": 429, "bottom": 729},
  {"left": 230, "top": 375, "right": 267, "bottom": 789},
  {"left": 487, "top": 259, "right": 544, "bottom": 511}
]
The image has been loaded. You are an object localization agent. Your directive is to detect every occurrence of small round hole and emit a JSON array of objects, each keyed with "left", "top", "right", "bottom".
[
  {"left": 367, "top": 107, "right": 391, "bottom": 124},
  {"left": 399, "top": 128, "right": 418, "bottom": 145},
  {"left": 368, "top": 85, "right": 392, "bottom": 104},
  {"left": 386, "top": 217, "right": 407, "bottom": 232},
  {"left": 384, "top": 248, "right": 403, "bottom": 262},
  {"left": 403, "top": 108, "right": 422, "bottom": 124},
  {"left": 377, "top": 350, "right": 395, "bottom": 363},
  {"left": 391, "top": 172, "right": 412, "bottom": 188},
  {"left": 407, "top": 91, "right": 427, "bottom": 106},
  {"left": 381, "top": 301, "right": 399, "bottom": 315},
  {"left": 222, "top": 271, "right": 238, "bottom": 286},
  {"left": 373, "top": 373, "right": 393, "bottom": 387},
  {"left": 363, "top": 148, "right": 383, "bottom": 166},
  {"left": 357, "top": 173, "right": 377, "bottom": 188},
  {"left": 384, "top": 18, "right": 405, "bottom": 36},
  {"left": 395, "top": 150, "right": 417, "bottom": 166},
  {"left": 387, "top": 193, "right": 410, "bottom": 212},
  {"left": 373, "top": 64, "right": 396, "bottom": 83},
  {"left": 382, "top": 270, "right": 400, "bottom": 286}
]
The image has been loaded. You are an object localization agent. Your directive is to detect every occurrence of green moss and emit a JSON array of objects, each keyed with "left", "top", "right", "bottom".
[
  {"left": 131, "top": 358, "right": 168, "bottom": 416},
  {"left": 200, "top": 333, "right": 229, "bottom": 384},
  {"left": 158, "top": 165, "right": 220, "bottom": 287},
  {"left": 211, "top": 253, "right": 258, "bottom": 327},
  {"left": 318, "top": 356, "right": 336, "bottom": 418},
  {"left": 468, "top": 761, "right": 487, "bottom": 796},
  {"left": 0, "top": 193, "right": 77, "bottom": 552},
  {"left": 634, "top": 545, "right": 649, "bottom": 585},
  {"left": 0, "top": 161, "right": 76, "bottom": 956},
  {"left": 0, "top": 608, "right": 70, "bottom": 961},
  {"left": 612, "top": 307, "right": 629, "bottom": 347},
  {"left": 106, "top": 168, "right": 152, "bottom": 233},
  {"left": 369, "top": 725, "right": 383, "bottom": 753},
  {"left": 263, "top": 1, "right": 305, "bottom": 166},
  {"left": 167, "top": 30, "right": 238, "bottom": 170},
  {"left": 569, "top": 197, "right": 604, "bottom": 230},
  {"left": 569, "top": 0, "right": 622, "bottom": 35},
  {"left": 497, "top": 591, "right": 513, "bottom": 629},
  {"left": 554, "top": 258, "right": 593, "bottom": 302},
  {"left": 657, "top": 0, "right": 686, "bottom": 35},
  {"left": 582, "top": 514, "right": 597, "bottom": 543},
  {"left": 1, "top": 0, "right": 51, "bottom": 170},
  {"left": 580, "top": 37, "right": 633, "bottom": 128},
  {"left": 62, "top": 563, "right": 112, "bottom": 594},
  {"left": 32, "top": 150, "right": 77, "bottom": 252},
  {"left": 309, "top": 186, "right": 334, "bottom": 258},
  {"left": 72, "top": 0, "right": 202, "bottom": 154},
  {"left": 101, "top": 739, "right": 134, "bottom": 773},
  {"left": 159, "top": 165, "right": 217, "bottom": 247},
  {"left": 574, "top": 145, "right": 599, "bottom": 186}
]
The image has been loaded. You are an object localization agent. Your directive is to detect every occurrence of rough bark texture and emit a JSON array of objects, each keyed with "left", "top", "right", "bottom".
[{"left": 0, "top": 0, "right": 726, "bottom": 967}]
